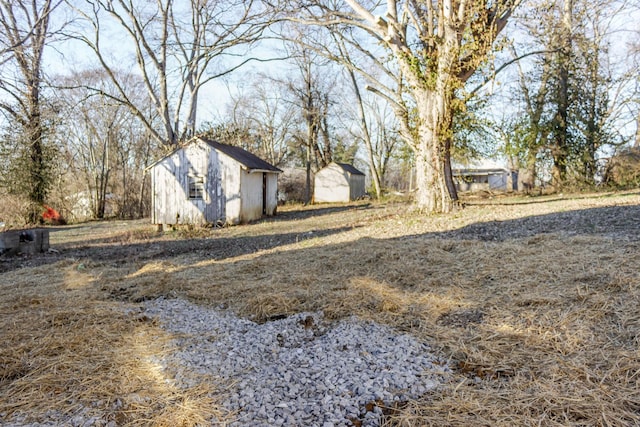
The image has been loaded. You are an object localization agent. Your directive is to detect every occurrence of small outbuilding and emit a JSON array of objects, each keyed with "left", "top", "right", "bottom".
[
  {"left": 68, "top": 191, "right": 116, "bottom": 221},
  {"left": 452, "top": 159, "right": 513, "bottom": 192},
  {"left": 148, "top": 137, "right": 281, "bottom": 226},
  {"left": 314, "top": 162, "right": 366, "bottom": 203}
]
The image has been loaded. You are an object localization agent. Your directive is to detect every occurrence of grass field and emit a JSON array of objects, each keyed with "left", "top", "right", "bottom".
[{"left": 1, "top": 190, "right": 640, "bottom": 426}]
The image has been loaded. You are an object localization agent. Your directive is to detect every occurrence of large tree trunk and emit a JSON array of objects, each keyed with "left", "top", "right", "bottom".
[
  {"left": 26, "top": 115, "right": 45, "bottom": 223},
  {"left": 26, "top": 68, "right": 47, "bottom": 223},
  {"left": 551, "top": 0, "right": 572, "bottom": 187},
  {"left": 443, "top": 136, "right": 458, "bottom": 202},
  {"left": 635, "top": 110, "right": 640, "bottom": 148},
  {"left": 407, "top": 29, "right": 458, "bottom": 213},
  {"left": 413, "top": 90, "right": 455, "bottom": 213}
]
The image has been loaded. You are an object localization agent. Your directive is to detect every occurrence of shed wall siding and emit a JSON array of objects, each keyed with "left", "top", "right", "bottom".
[
  {"left": 218, "top": 151, "right": 242, "bottom": 224},
  {"left": 314, "top": 164, "right": 350, "bottom": 203},
  {"left": 265, "top": 173, "right": 278, "bottom": 215},
  {"left": 152, "top": 141, "right": 223, "bottom": 225},
  {"left": 240, "top": 171, "right": 263, "bottom": 223},
  {"left": 349, "top": 174, "right": 366, "bottom": 200}
]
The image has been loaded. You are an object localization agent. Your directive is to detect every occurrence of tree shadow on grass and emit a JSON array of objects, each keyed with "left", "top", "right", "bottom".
[
  {"left": 434, "top": 203, "right": 640, "bottom": 242},
  {"left": 463, "top": 190, "right": 640, "bottom": 206},
  {"left": 0, "top": 226, "right": 359, "bottom": 273},
  {"left": 110, "top": 203, "right": 640, "bottom": 316},
  {"left": 269, "top": 202, "right": 372, "bottom": 222},
  {"left": 3, "top": 202, "right": 639, "bottom": 275}
]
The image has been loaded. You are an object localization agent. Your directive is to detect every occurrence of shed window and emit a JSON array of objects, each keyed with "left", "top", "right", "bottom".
[
  {"left": 461, "top": 175, "right": 488, "bottom": 184},
  {"left": 473, "top": 175, "right": 489, "bottom": 184},
  {"left": 188, "top": 175, "right": 205, "bottom": 199}
]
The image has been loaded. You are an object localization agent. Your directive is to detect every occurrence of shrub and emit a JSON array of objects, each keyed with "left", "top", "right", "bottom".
[
  {"left": 603, "top": 147, "right": 640, "bottom": 188},
  {"left": 0, "top": 191, "right": 32, "bottom": 228}
]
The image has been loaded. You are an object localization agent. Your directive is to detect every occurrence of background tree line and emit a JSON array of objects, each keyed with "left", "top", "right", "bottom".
[{"left": 0, "top": 0, "right": 638, "bottom": 225}]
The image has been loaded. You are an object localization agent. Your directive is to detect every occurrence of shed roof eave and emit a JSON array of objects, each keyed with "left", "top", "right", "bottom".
[
  {"left": 246, "top": 168, "right": 282, "bottom": 174},
  {"left": 453, "top": 168, "right": 509, "bottom": 175},
  {"left": 144, "top": 145, "right": 181, "bottom": 172}
]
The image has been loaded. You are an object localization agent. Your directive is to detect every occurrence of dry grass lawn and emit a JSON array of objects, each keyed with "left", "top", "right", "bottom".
[{"left": 1, "top": 190, "right": 640, "bottom": 426}]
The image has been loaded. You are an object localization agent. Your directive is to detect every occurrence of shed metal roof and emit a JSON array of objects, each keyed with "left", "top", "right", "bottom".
[
  {"left": 199, "top": 138, "right": 282, "bottom": 173},
  {"left": 335, "top": 162, "right": 365, "bottom": 176},
  {"left": 451, "top": 158, "right": 509, "bottom": 173},
  {"left": 146, "top": 137, "right": 282, "bottom": 173}
]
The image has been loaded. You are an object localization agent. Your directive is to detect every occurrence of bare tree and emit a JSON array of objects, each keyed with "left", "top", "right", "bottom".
[
  {"left": 285, "top": 45, "right": 337, "bottom": 203},
  {"left": 57, "top": 69, "right": 160, "bottom": 219},
  {"left": 67, "top": 0, "right": 273, "bottom": 148},
  {"left": 229, "top": 77, "right": 297, "bottom": 167},
  {"left": 0, "top": 0, "right": 62, "bottom": 222},
  {"left": 336, "top": 36, "right": 382, "bottom": 198},
  {"left": 367, "top": 99, "right": 401, "bottom": 189},
  {"left": 340, "top": 62, "right": 402, "bottom": 198},
  {"left": 276, "top": 0, "right": 520, "bottom": 213},
  {"left": 634, "top": 39, "right": 640, "bottom": 148},
  {"left": 0, "top": 0, "right": 60, "bottom": 65}
]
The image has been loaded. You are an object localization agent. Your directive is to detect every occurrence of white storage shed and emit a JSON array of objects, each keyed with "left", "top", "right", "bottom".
[
  {"left": 149, "top": 137, "right": 281, "bottom": 226},
  {"left": 314, "top": 162, "right": 366, "bottom": 203}
]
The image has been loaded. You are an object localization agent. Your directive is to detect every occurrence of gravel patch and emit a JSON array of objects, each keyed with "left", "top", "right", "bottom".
[{"left": 143, "top": 298, "right": 450, "bottom": 426}]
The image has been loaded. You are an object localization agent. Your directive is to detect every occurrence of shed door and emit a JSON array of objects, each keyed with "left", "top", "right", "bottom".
[{"left": 262, "top": 173, "right": 267, "bottom": 215}]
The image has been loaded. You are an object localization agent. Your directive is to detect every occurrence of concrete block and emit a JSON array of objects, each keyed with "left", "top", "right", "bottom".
[{"left": 0, "top": 229, "right": 50, "bottom": 255}]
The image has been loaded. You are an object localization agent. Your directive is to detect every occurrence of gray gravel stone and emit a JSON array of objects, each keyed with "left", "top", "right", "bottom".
[
  {"left": 143, "top": 297, "right": 450, "bottom": 426},
  {"left": 2, "top": 297, "right": 449, "bottom": 427}
]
